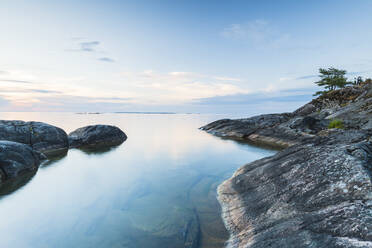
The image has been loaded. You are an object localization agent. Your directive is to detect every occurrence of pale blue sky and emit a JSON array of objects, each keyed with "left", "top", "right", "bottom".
[{"left": 0, "top": 0, "right": 371, "bottom": 114}]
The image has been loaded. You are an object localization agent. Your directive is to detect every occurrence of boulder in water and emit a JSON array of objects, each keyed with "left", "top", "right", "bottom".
[
  {"left": 0, "top": 140, "right": 45, "bottom": 183},
  {"left": 0, "top": 120, "right": 68, "bottom": 156},
  {"left": 68, "top": 125, "right": 127, "bottom": 149}
]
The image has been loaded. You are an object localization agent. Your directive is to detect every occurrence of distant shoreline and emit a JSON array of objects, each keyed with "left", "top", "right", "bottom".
[{"left": 75, "top": 111, "right": 199, "bottom": 115}]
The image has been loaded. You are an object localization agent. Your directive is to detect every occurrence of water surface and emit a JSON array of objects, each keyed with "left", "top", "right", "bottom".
[{"left": 0, "top": 112, "right": 275, "bottom": 248}]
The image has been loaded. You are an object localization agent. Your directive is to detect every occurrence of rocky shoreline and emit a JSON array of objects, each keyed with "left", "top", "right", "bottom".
[
  {"left": 0, "top": 122, "right": 127, "bottom": 185},
  {"left": 201, "top": 83, "right": 372, "bottom": 248}
]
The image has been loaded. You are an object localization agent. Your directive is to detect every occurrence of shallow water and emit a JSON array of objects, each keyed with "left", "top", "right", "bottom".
[{"left": 0, "top": 112, "right": 275, "bottom": 248}]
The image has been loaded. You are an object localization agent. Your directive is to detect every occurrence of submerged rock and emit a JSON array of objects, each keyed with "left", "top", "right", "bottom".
[
  {"left": 0, "top": 120, "right": 68, "bottom": 156},
  {"left": 0, "top": 141, "right": 44, "bottom": 184},
  {"left": 68, "top": 125, "right": 127, "bottom": 149}
]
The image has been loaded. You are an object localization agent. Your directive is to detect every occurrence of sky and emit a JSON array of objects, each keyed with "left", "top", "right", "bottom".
[{"left": 0, "top": 0, "right": 372, "bottom": 114}]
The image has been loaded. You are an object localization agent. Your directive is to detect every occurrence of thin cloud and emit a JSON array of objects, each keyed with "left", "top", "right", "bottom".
[
  {"left": 65, "top": 40, "right": 101, "bottom": 52},
  {"left": 296, "top": 70, "right": 372, "bottom": 81},
  {"left": 167, "top": 72, "right": 242, "bottom": 82},
  {"left": 66, "top": 40, "right": 116, "bottom": 63},
  {"left": 221, "top": 23, "right": 249, "bottom": 39},
  {"left": 281, "top": 87, "right": 318, "bottom": 94},
  {"left": 221, "top": 20, "right": 290, "bottom": 48},
  {"left": 0, "top": 87, "right": 61, "bottom": 94},
  {"left": 194, "top": 92, "right": 313, "bottom": 105},
  {"left": 347, "top": 70, "right": 371, "bottom": 76},
  {"left": 16, "top": 95, "right": 133, "bottom": 112},
  {"left": 168, "top": 72, "right": 194, "bottom": 77},
  {"left": 115, "top": 70, "right": 249, "bottom": 104},
  {"left": 98, "top": 57, "right": 115, "bottom": 63},
  {"left": 0, "top": 91, "right": 135, "bottom": 112},
  {"left": 94, "top": 96, "right": 132, "bottom": 101},
  {"left": 296, "top": 75, "right": 318, "bottom": 80},
  {"left": 71, "top": 37, "right": 84, "bottom": 41},
  {"left": 0, "top": 79, "right": 34, "bottom": 84},
  {"left": 0, "top": 96, "right": 10, "bottom": 108},
  {"left": 80, "top": 41, "right": 100, "bottom": 52},
  {"left": 214, "top": 76, "right": 241, "bottom": 82},
  {"left": 30, "top": 89, "right": 61, "bottom": 94}
]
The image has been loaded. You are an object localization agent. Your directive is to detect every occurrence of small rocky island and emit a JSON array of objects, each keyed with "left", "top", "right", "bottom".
[
  {"left": 0, "top": 122, "right": 127, "bottom": 184},
  {"left": 201, "top": 82, "right": 372, "bottom": 247}
]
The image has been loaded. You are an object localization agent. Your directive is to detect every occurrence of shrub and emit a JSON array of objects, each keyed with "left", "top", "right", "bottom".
[{"left": 328, "top": 119, "right": 344, "bottom": 129}]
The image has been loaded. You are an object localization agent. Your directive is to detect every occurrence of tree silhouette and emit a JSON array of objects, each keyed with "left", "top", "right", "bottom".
[{"left": 314, "top": 67, "right": 350, "bottom": 96}]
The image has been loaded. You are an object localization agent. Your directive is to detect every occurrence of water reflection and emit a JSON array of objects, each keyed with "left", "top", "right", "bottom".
[
  {"left": 0, "top": 171, "right": 37, "bottom": 197},
  {"left": 75, "top": 144, "right": 122, "bottom": 155},
  {"left": 0, "top": 113, "right": 275, "bottom": 248},
  {"left": 219, "top": 136, "right": 283, "bottom": 151},
  {"left": 41, "top": 150, "right": 68, "bottom": 168}
]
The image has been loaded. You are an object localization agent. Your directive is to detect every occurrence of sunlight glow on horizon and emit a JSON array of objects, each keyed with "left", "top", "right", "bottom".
[{"left": 1, "top": 0, "right": 371, "bottom": 113}]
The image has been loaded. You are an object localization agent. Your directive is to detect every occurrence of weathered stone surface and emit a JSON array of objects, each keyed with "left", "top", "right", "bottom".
[
  {"left": 201, "top": 113, "right": 316, "bottom": 149},
  {"left": 201, "top": 83, "right": 372, "bottom": 148},
  {"left": 0, "top": 120, "right": 68, "bottom": 155},
  {"left": 202, "top": 83, "right": 372, "bottom": 248},
  {"left": 218, "top": 140, "right": 372, "bottom": 248},
  {"left": 68, "top": 125, "right": 127, "bottom": 149},
  {"left": 293, "top": 103, "right": 316, "bottom": 116},
  {"left": 0, "top": 141, "right": 44, "bottom": 183},
  {"left": 200, "top": 114, "right": 293, "bottom": 147}
]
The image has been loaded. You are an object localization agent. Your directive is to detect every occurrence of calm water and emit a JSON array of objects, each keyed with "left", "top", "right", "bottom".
[{"left": 0, "top": 112, "right": 275, "bottom": 248}]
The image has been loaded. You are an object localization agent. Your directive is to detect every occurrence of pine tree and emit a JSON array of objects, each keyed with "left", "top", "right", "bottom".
[{"left": 314, "top": 67, "right": 350, "bottom": 96}]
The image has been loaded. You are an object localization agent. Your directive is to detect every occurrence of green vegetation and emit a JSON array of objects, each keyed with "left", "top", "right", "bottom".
[
  {"left": 314, "top": 67, "right": 372, "bottom": 96},
  {"left": 328, "top": 119, "right": 344, "bottom": 129},
  {"left": 314, "top": 67, "right": 350, "bottom": 96}
]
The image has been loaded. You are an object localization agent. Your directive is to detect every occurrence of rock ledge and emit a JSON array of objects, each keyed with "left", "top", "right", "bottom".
[{"left": 202, "top": 83, "right": 372, "bottom": 248}]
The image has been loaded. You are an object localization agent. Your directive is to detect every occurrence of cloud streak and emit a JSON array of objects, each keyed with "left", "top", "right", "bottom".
[
  {"left": 79, "top": 41, "right": 100, "bottom": 52},
  {"left": 30, "top": 89, "right": 61, "bottom": 94},
  {"left": 66, "top": 39, "right": 116, "bottom": 63},
  {"left": 221, "top": 20, "right": 290, "bottom": 48},
  {"left": 0, "top": 87, "right": 61, "bottom": 94},
  {"left": 123, "top": 70, "right": 248, "bottom": 104},
  {"left": 98, "top": 57, "right": 115, "bottom": 63},
  {"left": 0, "top": 79, "right": 34, "bottom": 84},
  {"left": 3, "top": 94, "right": 134, "bottom": 112},
  {"left": 296, "top": 75, "right": 318, "bottom": 80},
  {"left": 194, "top": 91, "right": 314, "bottom": 105},
  {"left": 65, "top": 40, "right": 101, "bottom": 53},
  {"left": 295, "top": 70, "right": 372, "bottom": 81}
]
